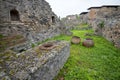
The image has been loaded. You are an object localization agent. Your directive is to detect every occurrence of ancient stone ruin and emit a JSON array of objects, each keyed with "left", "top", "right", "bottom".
[
  {"left": 0, "top": 41, "right": 70, "bottom": 80},
  {"left": 79, "top": 12, "right": 89, "bottom": 24},
  {"left": 61, "top": 15, "right": 81, "bottom": 29},
  {"left": 0, "top": 0, "right": 70, "bottom": 80},
  {"left": 0, "top": 0, "right": 68, "bottom": 52},
  {"left": 80, "top": 5, "right": 120, "bottom": 48}
]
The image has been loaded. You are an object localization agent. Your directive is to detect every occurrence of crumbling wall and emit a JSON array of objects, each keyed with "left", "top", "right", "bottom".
[
  {"left": 0, "top": 0, "right": 61, "bottom": 35},
  {"left": 80, "top": 12, "right": 89, "bottom": 24},
  {"left": 87, "top": 6, "right": 120, "bottom": 48},
  {"left": 0, "top": 41, "right": 70, "bottom": 80},
  {"left": 61, "top": 15, "right": 81, "bottom": 29},
  {"left": 0, "top": 0, "right": 67, "bottom": 52}
]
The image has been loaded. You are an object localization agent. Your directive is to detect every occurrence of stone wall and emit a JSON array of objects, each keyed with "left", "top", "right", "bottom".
[
  {"left": 61, "top": 15, "right": 81, "bottom": 29},
  {"left": 87, "top": 7, "right": 101, "bottom": 27},
  {"left": 0, "top": 0, "right": 55, "bottom": 24},
  {"left": 0, "top": 0, "right": 68, "bottom": 52},
  {"left": 86, "top": 5, "right": 120, "bottom": 48},
  {"left": 80, "top": 12, "right": 88, "bottom": 24},
  {"left": 0, "top": 41, "right": 70, "bottom": 80}
]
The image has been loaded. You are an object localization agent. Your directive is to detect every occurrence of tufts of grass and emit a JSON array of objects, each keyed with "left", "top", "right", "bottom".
[
  {"left": 74, "top": 23, "right": 89, "bottom": 29},
  {"left": 52, "top": 29, "right": 120, "bottom": 80},
  {"left": 0, "top": 34, "right": 4, "bottom": 39}
]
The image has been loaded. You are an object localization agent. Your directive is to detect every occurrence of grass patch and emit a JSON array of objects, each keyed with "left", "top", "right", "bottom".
[
  {"left": 0, "top": 34, "right": 4, "bottom": 39},
  {"left": 51, "top": 29, "right": 120, "bottom": 80},
  {"left": 74, "top": 23, "right": 90, "bottom": 30}
]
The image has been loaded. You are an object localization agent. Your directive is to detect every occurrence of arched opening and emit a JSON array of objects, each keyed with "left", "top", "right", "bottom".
[
  {"left": 52, "top": 16, "right": 55, "bottom": 23},
  {"left": 10, "top": 9, "right": 20, "bottom": 21}
]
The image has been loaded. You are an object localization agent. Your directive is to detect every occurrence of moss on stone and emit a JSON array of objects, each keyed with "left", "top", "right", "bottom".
[
  {"left": 9, "top": 69, "right": 15, "bottom": 75},
  {"left": 35, "top": 47, "right": 41, "bottom": 54},
  {"left": 0, "top": 34, "right": 4, "bottom": 39},
  {"left": 1, "top": 77, "right": 6, "bottom": 80},
  {"left": 1, "top": 76, "right": 10, "bottom": 80},
  {"left": 17, "top": 53, "right": 26, "bottom": 59},
  {"left": 34, "top": 47, "right": 42, "bottom": 57},
  {"left": 0, "top": 59, "right": 4, "bottom": 65}
]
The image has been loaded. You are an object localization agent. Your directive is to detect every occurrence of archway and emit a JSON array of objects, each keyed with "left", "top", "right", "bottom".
[
  {"left": 52, "top": 16, "right": 55, "bottom": 23},
  {"left": 10, "top": 9, "right": 20, "bottom": 21}
]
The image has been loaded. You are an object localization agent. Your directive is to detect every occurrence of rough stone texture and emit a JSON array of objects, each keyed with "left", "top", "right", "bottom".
[
  {"left": 0, "top": 40, "right": 70, "bottom": 80},
  {"left": 61, "top": 15, "right": 81, "bottom": 30},
  {"left": 87, "top": 7, "right": 101, "bottom": 27},
  {"left": 0, "top": 0, "right": 69, "bottom": 52},
  {"left": 80, "top": 12, "right": 89, "bottom": 24},
  {"left": 83, "top": 5, "right": 120, "bottom": 48}
]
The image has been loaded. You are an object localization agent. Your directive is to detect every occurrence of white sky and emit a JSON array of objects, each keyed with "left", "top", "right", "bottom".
[{"left": 46, "top": 0, "right": 120, "bottom": 18}]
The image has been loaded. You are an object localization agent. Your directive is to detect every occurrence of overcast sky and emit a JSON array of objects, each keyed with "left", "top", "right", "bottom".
[{"left": 46, "top": 0, "right": 120, "bottom": 18}]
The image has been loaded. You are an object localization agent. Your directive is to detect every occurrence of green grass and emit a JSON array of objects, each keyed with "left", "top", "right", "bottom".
[
  {"left": 0, "top": 34, "right": 4, "bottom": 39},
  {"left": 51, "top": 29, "right": 120, "bottom": 80},
  {"left": 74, "top": 23, "right": 90, "bottom": 30}
]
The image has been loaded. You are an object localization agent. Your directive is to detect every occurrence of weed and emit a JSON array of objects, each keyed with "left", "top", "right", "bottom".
[
  {"left": 31, "top": 43, "right": 35, "bottom": 48},
  {"left": 99, "top": 21, "right": 104, "bottom": 28},
  {"left": 0, "top": 34, "right": 4, "bottom": 39}
]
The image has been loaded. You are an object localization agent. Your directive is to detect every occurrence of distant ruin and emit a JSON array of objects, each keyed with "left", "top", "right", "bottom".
[
  {"left": 61, "top": 5, "right": 120, "bottom": 48},
  {"left": 61, "top": 15, "right": 81, "bottom": 29},
  {"left": 79, "top": 5, "right": 120, "bottom": 48},
  {"left": 79, "top": 12, "right": 88, "bottom": 24}
]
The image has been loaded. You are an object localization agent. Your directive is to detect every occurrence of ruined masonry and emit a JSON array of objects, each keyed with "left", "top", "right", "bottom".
[
  {"left": 79, "top": 12, "right": 88, "bottom": 24},
  {"left": 61, "top": 15, "right": 81, "bottom": 30},
  {"left": 0, "top": 0, "right": 68, "bottom": 52},
  {"left": 0, "top": 0, "right": 70, "bottom": 80},
  {"left": 0, "top": 41, "right": 70, "bottom": 80},
  {"left": 80, "top": 5, "right": 120, "bottom": 48}
]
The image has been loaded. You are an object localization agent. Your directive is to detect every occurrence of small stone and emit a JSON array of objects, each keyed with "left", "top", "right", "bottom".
[
  {"left": 29, "top": 67, "right": 38, "bottom": 73},
  {"left": 0, "top": 71, "right": 6, "bottom": 77}
]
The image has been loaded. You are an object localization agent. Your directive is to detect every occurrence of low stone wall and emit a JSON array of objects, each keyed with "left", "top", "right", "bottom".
[
  {"left": 92, "top": 18, "right": 120, "bottom": 48},
  {"left": 0, "top": 41, "right": 70, "bottom": 80},
  {"left": 103, "top": 19, "right": 120, "bottom": 48}
]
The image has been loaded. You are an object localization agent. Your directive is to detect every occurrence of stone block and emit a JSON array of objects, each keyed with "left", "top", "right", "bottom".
[{"left": 0, "top": 40, "right": 70, "bottom": 80}]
